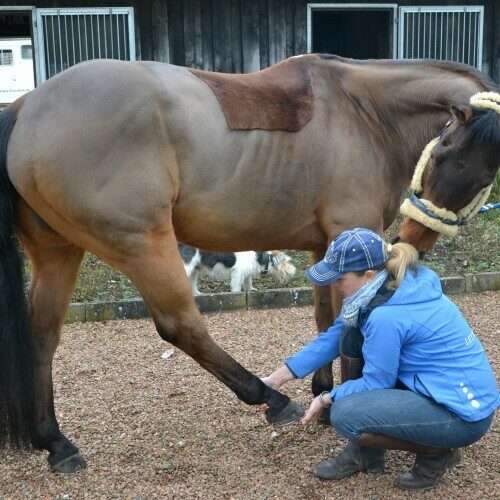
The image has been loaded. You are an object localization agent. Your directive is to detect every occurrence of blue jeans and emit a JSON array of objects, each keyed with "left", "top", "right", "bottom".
[{"left": 330, "top": 389, "right": 494, "bottom": 449}]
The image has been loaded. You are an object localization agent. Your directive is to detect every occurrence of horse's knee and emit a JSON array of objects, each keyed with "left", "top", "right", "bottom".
[{"left": 154, "top": 312, "right": 205, "bottom": 347}]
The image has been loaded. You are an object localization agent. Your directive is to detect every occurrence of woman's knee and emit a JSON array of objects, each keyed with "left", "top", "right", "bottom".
[{"left": 330, "top": 396, "right": 363, "bottom": 439}]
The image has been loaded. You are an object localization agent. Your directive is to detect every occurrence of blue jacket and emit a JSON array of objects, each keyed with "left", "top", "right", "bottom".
[{"left": 286, "top": 266, "right": 499, "bottom": 422}]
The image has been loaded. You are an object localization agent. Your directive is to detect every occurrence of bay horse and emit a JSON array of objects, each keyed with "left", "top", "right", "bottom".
[{"left": 0, "top": 54, "right": 498, "bottom": 473}]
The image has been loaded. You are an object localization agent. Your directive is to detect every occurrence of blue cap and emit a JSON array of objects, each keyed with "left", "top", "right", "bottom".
[{"left": 306, "top": 228, "right": 388, "bottom": 286}]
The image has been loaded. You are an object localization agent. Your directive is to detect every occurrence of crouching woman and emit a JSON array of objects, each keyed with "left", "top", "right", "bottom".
[{"left": 261, "top": 228, "right": 498, "bottom": 491}]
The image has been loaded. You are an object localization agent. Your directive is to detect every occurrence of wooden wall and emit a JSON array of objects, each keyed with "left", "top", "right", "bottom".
[
  {"left": 1, "top": 0, "right": 498, "bottom": 82},
  {"left": 139, "top": 0, "right": 307, "bottom": 73},
  {"left": 140, "top": 0, "right": 497, "bottom": 81}
]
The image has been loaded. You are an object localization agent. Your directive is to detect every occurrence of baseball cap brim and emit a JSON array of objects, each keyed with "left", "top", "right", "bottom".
[{"left": 306, "top": 261, "right": 344, "bottom": 286}]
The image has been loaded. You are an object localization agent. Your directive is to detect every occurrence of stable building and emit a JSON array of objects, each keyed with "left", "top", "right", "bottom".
[{"left": 1, "top": 1, "right": 498, "bottom": 105}]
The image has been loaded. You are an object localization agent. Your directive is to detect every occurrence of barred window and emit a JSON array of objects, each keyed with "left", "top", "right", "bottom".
[{"left": 0, "top": 50, "right": 13, "bottom": 66}]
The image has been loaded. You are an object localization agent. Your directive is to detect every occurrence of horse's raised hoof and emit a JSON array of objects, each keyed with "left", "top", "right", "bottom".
[
  {"left": 50, "top": 453, "right": 87, "bottom": 474},
  {"left": 266, "top": 400, "right": 305, "bottom": 427}
]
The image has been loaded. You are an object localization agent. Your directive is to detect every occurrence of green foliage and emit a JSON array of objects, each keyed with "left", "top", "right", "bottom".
[{"left": 22, "top": 207, "right": 499, "bottom": 302}]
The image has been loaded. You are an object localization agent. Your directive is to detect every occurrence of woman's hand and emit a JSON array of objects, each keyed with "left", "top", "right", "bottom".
[
  {"left": 258, "top": 365, "right": 295, "bottom": 411},
  {"left": 300, "top": 392, "right": 332, "bottom": 425}
]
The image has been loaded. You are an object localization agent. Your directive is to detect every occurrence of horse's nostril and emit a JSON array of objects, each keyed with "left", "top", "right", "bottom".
[{"left": 391, "top": 236, "right": 401, "bottom": 244}]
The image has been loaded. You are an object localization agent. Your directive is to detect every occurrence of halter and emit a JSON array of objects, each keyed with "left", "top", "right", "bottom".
[{"left": 399, "top": 92, "right": 499, "bottom": 237}]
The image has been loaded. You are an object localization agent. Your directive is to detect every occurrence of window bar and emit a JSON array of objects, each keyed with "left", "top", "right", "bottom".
[
  {"left": 64, "top": 15, "right": 70, "bottom": 69},
  {"left": 422, "top": 12, "right": 426, "bottom": 58},
  {"left": 122, "top": 15, "right": 128, "bottom": 59},
  {"left": 433, "top": 12, "right": 436, "bottom": 59},
  {"left": 451, "top": 12, "right": 456, "bottom": 61},
  {"left": 84, "top": 15, "right": 89, "bottom": 61},
  {"left": 467, "top": 11, "right": 471, "bottom": 66},
  {"left": 51, "top": 15, "right": 56, "bottom": 77},
  {"left": 103, "top": 14, "right": 108, "bottom": 57},
  {"left": 417, "top": 11, "right": 420, "bottom": 58},
  {"left": 97, "top": 14, "right": 101, "bottom": 58},
  {"left": 90, "top": 15, "right": 95, "bottom": 59},
  {"left": 473, "top": 12, "right": 477, "bottom": 67},
  {"left": 70, "top": 15, "right": 76, "bottom": 66},
  {"left": 57, "top": 12, "right": 63, "bottom": 73},
  {"left": 44, "top": 16, "right": 50, "bottom": 79},
  {"left": 462, "top": 10, "right": 465, "bottom": 64},
  {"left": 445, "top": 13, "right": 449, "bottom": 60},
  {"left": 109, "top": 9, "right": 114, "bottom": 59},
  {"left": 440, "top": 13, "right": 443, "bottom": 60},
  {"left": 116, "top": 14, "right": 121, "bottom": 59},
  {"left": 411, "top": 13, "right": 415, "bottom": 58}
]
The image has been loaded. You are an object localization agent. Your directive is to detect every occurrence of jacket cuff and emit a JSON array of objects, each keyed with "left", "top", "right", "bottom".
[{"left": 285, "top": 361, "right": 299, "bottom": 379}]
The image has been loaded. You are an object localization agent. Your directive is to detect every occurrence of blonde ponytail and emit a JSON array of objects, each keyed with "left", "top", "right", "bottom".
[{"left": 385, "top": 242, "right": 419, "bottom": 289}]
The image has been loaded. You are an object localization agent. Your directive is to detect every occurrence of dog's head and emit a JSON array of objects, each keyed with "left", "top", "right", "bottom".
[{"left": 267, "top": 251, "right": 296, "bottom": 284}]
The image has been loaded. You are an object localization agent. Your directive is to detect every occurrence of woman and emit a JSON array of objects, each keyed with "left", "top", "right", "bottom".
[{"left": 261, "top": 228, "right": 498, "bottom": 491}]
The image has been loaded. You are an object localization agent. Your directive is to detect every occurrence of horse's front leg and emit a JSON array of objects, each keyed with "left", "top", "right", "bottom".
[
  {"left": 120, "top": 230, "right": 303, "bottom": 426},
  {"left": 23, "top": 238, "right": 86, "bottom": 473},
  {"left": 310, "top": 250, "right": 343, "bottom": 396}
]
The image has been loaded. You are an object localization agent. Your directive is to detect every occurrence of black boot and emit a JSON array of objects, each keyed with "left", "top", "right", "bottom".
[
  {"left": 357, "top": 433, "right": 462, "bottom": 490},
  {"left": 340, "top": 354, "right": 364, "bottom": 383},
  {"left": 314, "top": 442, "right": 386, "bottom": 480}
]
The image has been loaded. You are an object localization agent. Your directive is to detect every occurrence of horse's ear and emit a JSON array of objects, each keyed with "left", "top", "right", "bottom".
[{"left": 451, "top": 105, "right": 473, "bottom": 124}]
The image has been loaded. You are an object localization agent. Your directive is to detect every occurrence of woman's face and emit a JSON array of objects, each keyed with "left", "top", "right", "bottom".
[{"left": 336, "top": 271, "right": 373, "bottom": 298}]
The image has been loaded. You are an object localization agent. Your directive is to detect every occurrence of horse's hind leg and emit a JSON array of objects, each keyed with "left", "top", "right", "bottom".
[
  {"left": 119, "top": 230, "right": 294, "bottom": 421},
  {"left": 20, "top": 216, "right": 86, "bottom": 472}
]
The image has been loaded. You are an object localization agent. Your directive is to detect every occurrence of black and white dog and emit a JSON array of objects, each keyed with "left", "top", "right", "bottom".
[{"left": 178, "top": 244, "right": 296, "bottom": 295}]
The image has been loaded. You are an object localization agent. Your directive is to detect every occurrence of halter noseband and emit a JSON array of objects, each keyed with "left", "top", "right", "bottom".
[{"left": 399, "top": 91, "right": 499, "bottom": 237}]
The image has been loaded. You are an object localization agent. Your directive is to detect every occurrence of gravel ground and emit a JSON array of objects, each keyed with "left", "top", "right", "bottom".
[{"left": 1, "top": 292, "right": 498, "bottom": 499}]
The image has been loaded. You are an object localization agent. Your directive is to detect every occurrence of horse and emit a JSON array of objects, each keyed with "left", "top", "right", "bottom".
[{"left": 0, "top": 54, "right": 498, "bottom": 474}]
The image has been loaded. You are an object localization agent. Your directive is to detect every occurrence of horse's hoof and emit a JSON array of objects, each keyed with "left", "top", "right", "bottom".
[
  {"left": 50, "top": 453, "right": 87, "bottom": 474},
  {"left": 266, "top": 400, "right": 305, "bottom": 427}
]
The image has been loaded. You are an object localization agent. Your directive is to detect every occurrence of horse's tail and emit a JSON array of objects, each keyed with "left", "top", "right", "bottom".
[{"left": 0, "top": 101, "right": 36, "bottom": 449}]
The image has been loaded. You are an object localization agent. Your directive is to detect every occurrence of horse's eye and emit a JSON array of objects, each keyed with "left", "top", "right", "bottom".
[{"left": 441, "top": 139, "right": 451, "bottom": 147}]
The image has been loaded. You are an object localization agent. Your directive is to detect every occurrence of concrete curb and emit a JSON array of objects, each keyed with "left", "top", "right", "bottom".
[{"left": 64, "top": 272, "right": 499, "bottom": 324}]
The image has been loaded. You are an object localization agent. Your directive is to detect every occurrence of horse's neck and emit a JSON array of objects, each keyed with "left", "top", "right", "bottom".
[{"left": 336, "top": 60, "right": 490, "bottom": 184}]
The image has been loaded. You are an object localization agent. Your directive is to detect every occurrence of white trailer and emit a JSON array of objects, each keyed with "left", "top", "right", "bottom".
[{"left": 0, "top": 37, "right": 35, "bottom": 104}]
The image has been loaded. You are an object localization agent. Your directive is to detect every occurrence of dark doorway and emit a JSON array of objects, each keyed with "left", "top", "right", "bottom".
[
  {"left": 0, "top": 11, "right": 31, "bottom": 38},
  {"left": 312, "top": 9, "right": 393, "bottom": 59}
]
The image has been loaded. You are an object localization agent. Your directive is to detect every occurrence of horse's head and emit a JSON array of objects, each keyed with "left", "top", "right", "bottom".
[{"left": 397, "top": 92, "right": 500, "bottom": 252}]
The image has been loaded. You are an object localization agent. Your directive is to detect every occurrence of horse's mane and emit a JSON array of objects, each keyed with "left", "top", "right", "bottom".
[{"left": 317, "top": 53, "right": 499, "bottom": 93}]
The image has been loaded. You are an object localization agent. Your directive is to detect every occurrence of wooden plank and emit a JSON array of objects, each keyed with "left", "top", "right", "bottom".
[
  {"left": 183, "top": 0, "right": 195, "bottom": 67},
  {"left": 213, "top": 0, "right": 232, "bottom": 72},
  {"left": 230, "top": 0, "right": 242, "bottom": 72},
  {"left": 241, "top": 0, "right": 260, "bottom": 72},
  {"left": 259, "top": 0, "right": 269, "bottom": 68},
  {"left": 285, "top": 0, "right": 294, "bottom": 58},
  {"left": 268, "top": 0, "right": 286, "bottom": 65},
  {"left": 138, "top": 0, "right": 152, "bottom": 61},
  {"left": 200, "top": 0, "right": 214, "bottom": 70},
  {"left": 294, "top": 0, "right": 307, "bottom": 55},
  {"left": 167, "top": 0, "right": 185, "bottom": 66},
  {"left": 151, "top": 0, "right": 169, "bottom": 62}
]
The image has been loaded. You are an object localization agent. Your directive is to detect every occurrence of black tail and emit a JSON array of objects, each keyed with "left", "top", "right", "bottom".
[{"left": 0, "top": 104, "right": 36, "bottom": 449}]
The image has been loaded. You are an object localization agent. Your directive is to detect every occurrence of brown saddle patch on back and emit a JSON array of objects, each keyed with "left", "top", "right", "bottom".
[{"left": 190, "top": 58, "right": 313, "bottom": 131}]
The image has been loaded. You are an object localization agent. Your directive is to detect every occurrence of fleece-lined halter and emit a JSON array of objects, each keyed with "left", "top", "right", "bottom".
[{"left": 399, "top": 92, "right": 500, "bottom": 237}]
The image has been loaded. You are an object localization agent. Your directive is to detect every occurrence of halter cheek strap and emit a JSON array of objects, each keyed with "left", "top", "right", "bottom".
[{"left": 399, "top": 91, "right": 499, "bottom": 236}]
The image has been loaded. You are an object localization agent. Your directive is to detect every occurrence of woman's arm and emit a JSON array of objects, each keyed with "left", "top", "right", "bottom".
[
  {"left": 330, "top": 313, "right": 402, "bottom": 401},
  {"left": 284, "top": 315, "right": 344, "bottom": 379},
  {"left": 261, "top": 365, "right": 295, "bottom": 390}
]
